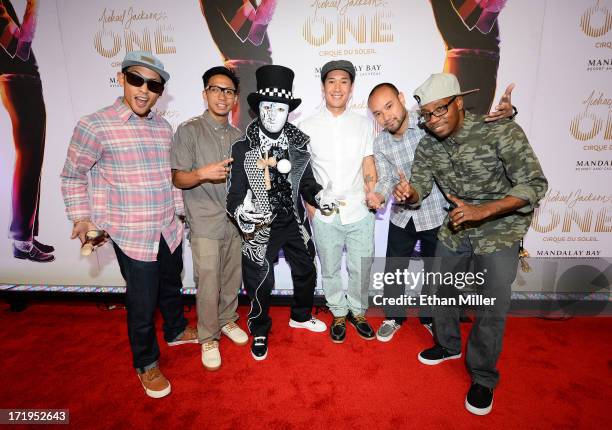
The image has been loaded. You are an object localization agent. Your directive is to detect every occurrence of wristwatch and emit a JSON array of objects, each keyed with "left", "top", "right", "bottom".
[{"left": 510, "top": 105, "right": 518, "bottom": 120}]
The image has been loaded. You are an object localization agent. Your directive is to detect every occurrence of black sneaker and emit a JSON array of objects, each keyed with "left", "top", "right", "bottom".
[
  {"left": 330, "top": 316, "right": 346, "bottom": 343},
  {"left": 347, "top": 312, "right": 374, "bottom": 340},
  {"left": 33, "top": 239, "right": 55, "bottom": 253},
  {"left": 417, "top": 344, "right": 461, "bottom": 365},
  {"left": 465, "top": 383, "right": 494, "bottom": 416},
  {"left": 251, "top": 336, "right": 268, "bottom": 361}
]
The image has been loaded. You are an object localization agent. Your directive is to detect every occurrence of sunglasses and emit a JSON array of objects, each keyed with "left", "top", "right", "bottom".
[{"left": 123, "top": 71, "right": 165, "bottom": 94}]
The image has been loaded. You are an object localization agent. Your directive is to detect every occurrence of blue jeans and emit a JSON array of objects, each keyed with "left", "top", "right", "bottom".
[
  {"left": 113, "top": 237, "right": 188, "bottom": 371},
  {"left": 312, "top": 213, "right": 375, "bottom": 317}
]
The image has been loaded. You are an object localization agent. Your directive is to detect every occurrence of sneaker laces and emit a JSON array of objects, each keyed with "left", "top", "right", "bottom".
[
  {"left": 253, "top": 336, "right": 266, "bottom": 346},
  {"left": 332, "top": 316, "right": 346, "bottom": 326},
  {"left": 224, "top": 322, "right": 239, "bottom": 332},
  {"left": 382, "top": 319, "right": 398, "bottom": 328},
  {"left": 203, "top": 341, "right": 218, "bottom": 352},
  {"left": 308, "top": 317, "right": 319, "bottom": 325},
  {"left": 352, "top": 314, "right": 368, "bottom": 323},
  {"left": 142, "top": 367, "right": 162, "bottom": 382}
]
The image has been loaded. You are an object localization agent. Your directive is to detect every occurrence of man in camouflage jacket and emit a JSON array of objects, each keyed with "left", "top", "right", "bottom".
[{"left": 398, "top": 73, "right": 547, "bottom": 416}]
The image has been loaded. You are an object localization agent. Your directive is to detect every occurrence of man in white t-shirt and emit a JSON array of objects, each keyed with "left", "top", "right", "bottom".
[{"left": 299, "top": 60, "right": 377, "bottom": 343}]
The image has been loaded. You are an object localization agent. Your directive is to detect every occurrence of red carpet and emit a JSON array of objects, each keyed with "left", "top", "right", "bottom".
[{"left": 0, "top": 302, "right": 610, "bottom": 429}]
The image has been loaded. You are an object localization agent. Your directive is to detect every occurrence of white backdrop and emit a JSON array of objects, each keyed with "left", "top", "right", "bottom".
[{"left": 0, "top": 0, "right": 610, "bottom": 292}]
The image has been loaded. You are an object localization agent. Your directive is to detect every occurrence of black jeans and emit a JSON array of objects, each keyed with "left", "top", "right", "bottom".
[
  {"left": 0, "top": 75, "right": 46, "bottom": 241},
  {"left": 113, "top": 237, "right": 187, "bottom": 370},
  {"left": 242, "top": 219, "right": 317, "bottom": 337},
  {"left": 382, "top": 218, "right": 439, "bottom": 325},
  {"left": 431, "top": 239, "right": 519, "bottom": 388}
]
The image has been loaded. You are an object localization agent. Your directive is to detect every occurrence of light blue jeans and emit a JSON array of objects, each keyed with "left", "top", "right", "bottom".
[{"left": 312, "top": 213, "right": 375, "bottom": 317}]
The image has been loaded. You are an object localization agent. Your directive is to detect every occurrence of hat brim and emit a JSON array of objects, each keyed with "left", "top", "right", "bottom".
[
  {"left": 122, "top": 60, "right": 170, "bottom": 83},
  {"left": 247, "top": 93, "right": 302, "bottom": 114},
  {"left": 414, "top": 88, "right": 479, "bottom": 106},
  {"left": 458, "top": 88, "right": 479, "bottom": 98}
]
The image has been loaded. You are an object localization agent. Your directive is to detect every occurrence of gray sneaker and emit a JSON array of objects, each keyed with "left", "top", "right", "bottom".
[{"left": 376, "top": 319, "right": 400, "bottom": 342}]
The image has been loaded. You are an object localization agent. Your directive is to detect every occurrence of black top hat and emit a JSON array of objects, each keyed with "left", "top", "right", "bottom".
[{"left": 247, "top": 65, "right": 302, "bottom": 113}]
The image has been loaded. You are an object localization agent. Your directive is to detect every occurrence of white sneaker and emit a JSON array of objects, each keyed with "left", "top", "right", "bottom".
[
  {"left": 221, "top": 321, "right": 248, "bottom": 346},
  {"left": 289, "top": 317, "right": 327, "bottom": 332},
  {"left": 376, "top": 319, "right": 401, "bottom": 342},
  {"left": 201, "top": 340, "right": 221, "bottom": 371}
]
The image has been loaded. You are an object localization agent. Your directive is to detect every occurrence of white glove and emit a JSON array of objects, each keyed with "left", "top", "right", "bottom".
[
  {"left": 235, "top": 190, "right": 272, "bottom": 233},
  {"left": 315, "top": 184, "right": 339, "bottom": 213}
]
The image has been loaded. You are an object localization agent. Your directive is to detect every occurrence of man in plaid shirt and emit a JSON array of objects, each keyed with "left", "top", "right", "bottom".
[
  {"left": 366, "top": 82, "right": 514, "bottom": 342},
  {"left": 60, "top": 51, "right": 197, "bottom": 399}
]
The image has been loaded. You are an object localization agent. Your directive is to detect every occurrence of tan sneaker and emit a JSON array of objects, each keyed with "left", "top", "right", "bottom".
[
  {"left": 167, "top": 326, "right": 198, "bottom": 346},
  {"left": 221, "top": 321, "right": 248, "bottom": 346},
  {"left": 201, "top": 340, "right": 221, "bottom": 371},
  {"left": 137, "top": 366, "right": 171, "bottom": 398}
]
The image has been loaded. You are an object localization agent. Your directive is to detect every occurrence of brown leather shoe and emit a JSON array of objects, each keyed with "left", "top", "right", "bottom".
[
  {"left": 167, "top": 326, "right": 198, "bottom": 346},
  {"left": 137, "top": 366, "right": 171, "bottom": 398}
]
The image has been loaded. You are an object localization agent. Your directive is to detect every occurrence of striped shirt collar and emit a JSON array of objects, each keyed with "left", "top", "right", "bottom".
[
  {"left": 113, "top": 97, "right": 155, "bottom": 123},
  {"left": 388, "top": 111, "right": 420, "bottom": 141},
  {"left": 407, "top": 110, "right": 420, "bottom": 130}
]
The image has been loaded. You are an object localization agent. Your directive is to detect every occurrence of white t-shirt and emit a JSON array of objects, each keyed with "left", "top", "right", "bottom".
[{"left": 299, "top": 107, "right": 375, "bottom": 225}]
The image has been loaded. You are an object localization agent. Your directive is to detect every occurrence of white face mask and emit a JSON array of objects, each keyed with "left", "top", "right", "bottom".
[{"left": 259, "top": 101, "right": 289, "bottom": 133}]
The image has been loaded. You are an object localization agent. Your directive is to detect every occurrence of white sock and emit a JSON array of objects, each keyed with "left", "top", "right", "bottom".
[{"left": 14, "top": 240, "right": 33, "bottom": 252}]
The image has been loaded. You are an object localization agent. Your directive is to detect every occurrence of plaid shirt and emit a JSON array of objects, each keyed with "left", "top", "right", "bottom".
[
  {"left": 61, "top": 98, "right": 184, "bottom": 262},
  {"left": 373, "top": 111, "right": 448, "bottom": 232}
]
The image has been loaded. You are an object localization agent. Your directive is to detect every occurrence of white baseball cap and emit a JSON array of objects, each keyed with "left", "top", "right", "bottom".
[{"left": 413, "top": 73, "right": 478, "bottom": 106}]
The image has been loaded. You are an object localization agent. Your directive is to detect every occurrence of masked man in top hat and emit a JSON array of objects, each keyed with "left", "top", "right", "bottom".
[{"left": 226, "top": 64, "right": 337, "bottom": 360}]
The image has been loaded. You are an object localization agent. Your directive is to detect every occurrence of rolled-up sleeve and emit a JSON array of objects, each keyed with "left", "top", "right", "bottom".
[
  {"left": 171, "top": 124, "right": 195, "bottom": 172},
  {"left": 373, "top": 138, "right": 396, "bottom": 199},
  {"left": 170, "top": 125, "right": 194, "bottom": 217},
  {"left": 498, "top": 122, "right": 548, "bottom": 213}
]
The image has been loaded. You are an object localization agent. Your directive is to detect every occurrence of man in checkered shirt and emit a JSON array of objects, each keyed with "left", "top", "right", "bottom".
[
  {"left": 366, "top": 82, "right": 514, "bottom": 342},
  {"left": 61, "top": 51, "right": 197, "bottom": 399}
]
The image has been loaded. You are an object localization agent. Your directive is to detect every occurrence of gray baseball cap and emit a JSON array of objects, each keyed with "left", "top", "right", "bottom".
[
  {"left": 413, "top": 73, "right": 478, "bottom": 106},
  {"left": 121, "top": 50, "right": 170, "bottom": 83},
  {"left": 320, "top": 60, "right": 356, "bottom": 82}
]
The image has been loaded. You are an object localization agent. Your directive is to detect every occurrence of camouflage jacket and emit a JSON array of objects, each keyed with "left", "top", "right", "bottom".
[{"left": 410, "top": 112, "right": 548, "bottom": 254}]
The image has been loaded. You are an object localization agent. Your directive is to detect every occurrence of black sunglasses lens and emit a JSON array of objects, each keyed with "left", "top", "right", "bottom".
[
  {"left": 125, "top": 72, "right": 164, "bottom": 94},
  {"left": 147, "top": 80, "right": 164, "bottom": 94},
  {"left": 125, "top": 72, "right": 144, "bottom": 87}
]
